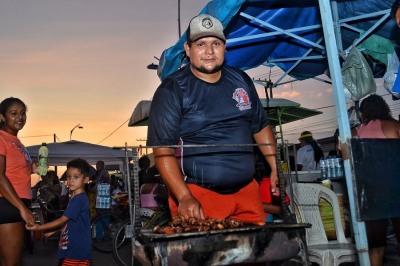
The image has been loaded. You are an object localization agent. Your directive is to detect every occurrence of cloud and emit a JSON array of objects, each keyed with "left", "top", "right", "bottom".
[{"left": 274, "top": 90, "right": 301, "bottom": 98}]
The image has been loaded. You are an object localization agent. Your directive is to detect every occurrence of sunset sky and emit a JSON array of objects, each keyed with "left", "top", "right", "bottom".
[{"left": 1, "top": 0, "right": 399, "bottom": 152}]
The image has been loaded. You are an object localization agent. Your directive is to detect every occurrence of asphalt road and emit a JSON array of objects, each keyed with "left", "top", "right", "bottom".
[
  {"left": 22, "top": 232, "right": 400, "bottom": 266},
  {"left": 22, "top": 236, "right": 116, "bottom": 266}
]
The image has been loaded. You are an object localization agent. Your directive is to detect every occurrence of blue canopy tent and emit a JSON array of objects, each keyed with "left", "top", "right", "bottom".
[
  {"left": 154, "top": 1, "right": 400, "bottom": 264},
  {"left": 158, "top": 0, "right": 399, "bottom": 83}
]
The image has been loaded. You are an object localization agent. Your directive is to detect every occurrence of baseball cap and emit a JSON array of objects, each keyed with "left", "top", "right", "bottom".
[
  {"left": 298, "top": 131, "right": 313, "bottom": 140},
  {"left": 187, "top": 14, "right": 226, "bottom": 42}
]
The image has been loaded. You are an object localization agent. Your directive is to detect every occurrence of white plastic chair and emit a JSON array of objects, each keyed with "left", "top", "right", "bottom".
[{"left": 292, "top": 183, "right": 357, "bottom": 265}]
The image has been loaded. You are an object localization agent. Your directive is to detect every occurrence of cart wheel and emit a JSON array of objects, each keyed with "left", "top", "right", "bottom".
[{"left": 112, "top": 219, "right": 134, "bottom": 266}]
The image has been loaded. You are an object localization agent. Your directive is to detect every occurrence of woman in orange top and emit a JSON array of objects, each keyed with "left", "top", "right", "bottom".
[{"left": 0, "top": 97, "right": 36, "bottom": 266}]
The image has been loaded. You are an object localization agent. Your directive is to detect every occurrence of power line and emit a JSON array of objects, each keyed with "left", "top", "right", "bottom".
[
  {"left": 96, "top": 118, "right": 130, "bottom": 145},
  {"left": 20, "top": 134, "right": 54, "bottom": 139}
]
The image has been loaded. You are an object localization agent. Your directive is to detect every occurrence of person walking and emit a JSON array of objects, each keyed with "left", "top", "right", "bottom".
[
  {"left": 352, "top": 94, "right": 400, "bottom": 266},
  {"left": 147, "top": 14, "right": 278, "bottom": 224},
  {"left": 26, "top": 158, "right": 92, "bottom": 265},
  {"left": 0, "top": 97, "right": 36, "bottom": 266}
]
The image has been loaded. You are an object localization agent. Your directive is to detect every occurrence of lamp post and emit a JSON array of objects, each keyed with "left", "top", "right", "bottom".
[{"left": 70, "top": 124, "right": 83, "bottom": 140}]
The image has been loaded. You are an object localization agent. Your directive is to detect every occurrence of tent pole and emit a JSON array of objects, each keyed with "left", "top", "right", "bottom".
[
  {"left": 318, "top": 0, "right": 370, "bottom": 265},
  {"left": 331, "top": 0, "right": 344, "bottom": 55}
]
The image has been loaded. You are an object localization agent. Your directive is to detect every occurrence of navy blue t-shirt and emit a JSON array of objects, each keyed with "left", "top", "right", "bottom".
[
  {"left": 58, "top": 192, "right": 92, "bottom": 260},
  {"left": 147, "top": 65, "right": 269, "bottom": 193}
]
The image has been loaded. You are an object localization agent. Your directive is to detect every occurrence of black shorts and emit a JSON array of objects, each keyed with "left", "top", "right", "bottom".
[
  {"left": 0, "top": 197, "right": 31, "bottom": 224},
  {"left": 365, "top": 218, "right": 400, "bottom": 249}
]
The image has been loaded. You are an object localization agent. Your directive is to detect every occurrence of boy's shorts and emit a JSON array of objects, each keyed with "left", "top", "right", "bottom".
[
  {"left": 168, "top": 179, "right": 265, "bottom": 224},
  {"left": 59, "top": 258, "right": 91, "bottom": 266}
]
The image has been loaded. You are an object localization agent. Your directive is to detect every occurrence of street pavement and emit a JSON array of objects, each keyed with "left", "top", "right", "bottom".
[
  {"left": 22, "top": 233, "right": 400, "bottom": 266},
  {"left": 22, "top": 236, "right": 116, "bottom": 266}
]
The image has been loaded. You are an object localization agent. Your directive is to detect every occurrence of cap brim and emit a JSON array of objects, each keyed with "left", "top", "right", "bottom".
[{"left": 190, "top": 33, "right": 226, "bottom": 42}]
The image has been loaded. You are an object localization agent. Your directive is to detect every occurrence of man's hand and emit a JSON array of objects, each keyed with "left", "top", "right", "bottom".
[
  {"left": 270, "top": 170, "right": 279, "bottom": 197},
  {"left": 178, "top": 196, "right": 205, "bottom": 220}
]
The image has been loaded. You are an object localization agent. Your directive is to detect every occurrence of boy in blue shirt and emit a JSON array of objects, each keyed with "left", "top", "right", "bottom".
[{"left": 26, "top": 158, "right": 92, "bottom": 265}]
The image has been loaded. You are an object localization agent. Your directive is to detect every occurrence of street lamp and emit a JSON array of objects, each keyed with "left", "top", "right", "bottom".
[{"left": 70, "top": 124, "right": 83, "bottom": 140}]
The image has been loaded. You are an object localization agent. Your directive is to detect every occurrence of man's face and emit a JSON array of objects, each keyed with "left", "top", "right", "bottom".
[
  {"left": 299, "top": 138, "right": 306, "bottom": 147},
  {"left": 185, "top": 37, "right": 225, "bottom": 76},
  {"left": 396, "top": 8, "right": 400, "bottom": 28}
]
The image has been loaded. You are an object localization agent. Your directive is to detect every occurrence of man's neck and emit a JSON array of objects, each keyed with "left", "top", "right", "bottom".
[{"left": 190, "top": 66, "right": 222, "bottom": 83}]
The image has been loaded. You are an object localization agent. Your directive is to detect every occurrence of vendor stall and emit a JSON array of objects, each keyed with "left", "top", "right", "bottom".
[
  {"left": 114, "top": 145, "right": 311, "bottom": 266},
  {"left": 127, "top": 98, "right": 323, "bottom": 265}
]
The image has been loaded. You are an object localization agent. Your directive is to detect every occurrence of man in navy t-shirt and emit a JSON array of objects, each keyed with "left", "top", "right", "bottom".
[{"left": 147, "top": 14, "right": 278, "bottom": 223}]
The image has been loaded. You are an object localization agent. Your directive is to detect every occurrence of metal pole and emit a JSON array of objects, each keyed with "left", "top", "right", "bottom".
[
  {"left": 123, "top": 143, "right": 135, "bottom": 266},
  {"left": 178, "top": 0, "right": 181, "bottom": 38},
  {"left": 318, "top": 0, "right": 370, "bottom": 264},
  {"left": 54, "top": 134, "right": 57, "bottom": 174}
]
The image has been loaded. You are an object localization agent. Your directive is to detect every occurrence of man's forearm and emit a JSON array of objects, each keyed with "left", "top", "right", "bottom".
[
  {"left": 254, "top": 126, "right": 277, "bottom": 170},
  {"left": 153, "top": 148, "right": 193, "bottom": 202}
]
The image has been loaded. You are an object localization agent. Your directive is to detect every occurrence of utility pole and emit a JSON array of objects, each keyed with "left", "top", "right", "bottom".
[
  {"left": 136, "top": 138, "right": 147, "bottom": 155},
  {"left": 54, "top": 134, "right": 57, "bottom": 173}
]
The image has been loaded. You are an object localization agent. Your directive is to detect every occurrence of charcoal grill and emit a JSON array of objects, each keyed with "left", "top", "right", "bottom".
[{"left": 132, "top": 223, "right": 310, "bottom": 265}]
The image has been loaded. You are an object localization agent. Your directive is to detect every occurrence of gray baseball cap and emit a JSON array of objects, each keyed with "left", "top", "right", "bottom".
[{"left": 187, "top": 14, "right": 226, "bottom": 42}]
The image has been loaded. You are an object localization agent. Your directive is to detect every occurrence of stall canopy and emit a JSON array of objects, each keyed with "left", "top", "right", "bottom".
[
  {"left": 260, "top": 98, "right": 322, "bottom": 127},
  {"left": 158, "top": 0, "right": 399, "bottom": 83},
  {"left": 128, "top": 100, "right": 152, "bottom": 127},
  {"left": 128, "top": 98, "right": 322, "bottom": 128},
  {"left": 26, "top": 140, "right": 127, "bottom": 167}
]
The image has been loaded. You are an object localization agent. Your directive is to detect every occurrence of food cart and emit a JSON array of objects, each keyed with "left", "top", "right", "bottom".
[{"left": 121, "top": 98, "right": 324, "bottom": 265}]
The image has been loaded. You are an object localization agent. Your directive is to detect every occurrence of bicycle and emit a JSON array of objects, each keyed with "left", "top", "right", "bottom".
[
  {"left": 91, "top": 193, "right": 130, "bottom": 253},
  {"left": 112, "top": 196, "right": 170, "bottom": 266}
]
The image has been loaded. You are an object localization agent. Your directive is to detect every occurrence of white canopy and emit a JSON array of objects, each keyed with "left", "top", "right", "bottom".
[{"left": 26, "top": 140, "right": 127, "bottom": 167}]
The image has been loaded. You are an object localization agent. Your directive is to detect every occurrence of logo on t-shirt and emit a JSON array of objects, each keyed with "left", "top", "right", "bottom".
[{"left": 232, "top": 88, "right": 251, "bottom": 111}]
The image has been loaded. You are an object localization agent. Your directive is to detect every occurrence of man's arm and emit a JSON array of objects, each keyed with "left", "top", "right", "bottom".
[
  {"left": 253, "top": 125, "right": 278, "bottom": 194},
  {"left": 153, "top": 148, "right": 204, "bottom": 220}
]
